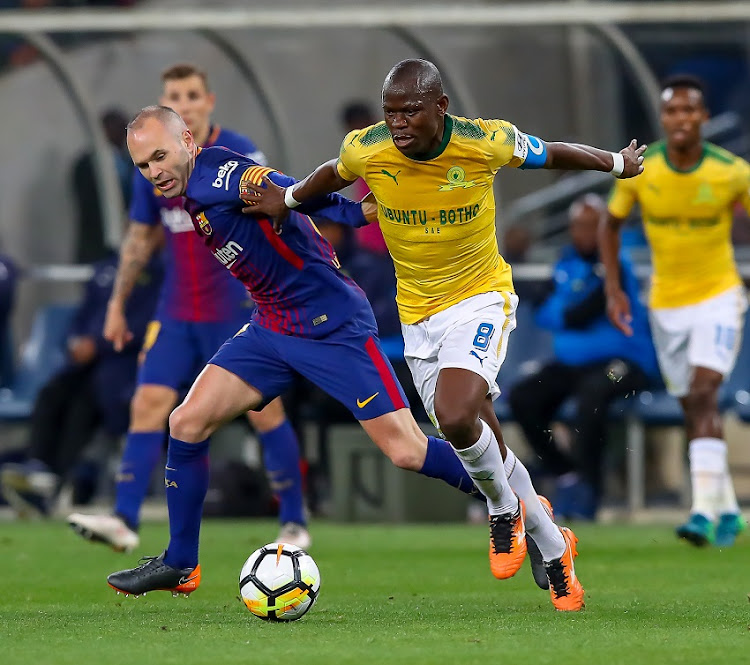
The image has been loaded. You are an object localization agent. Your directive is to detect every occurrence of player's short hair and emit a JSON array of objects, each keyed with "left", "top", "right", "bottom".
[
  {"left": 127, "top": 105, "right": 186, "bottom": 134},
  {"left": 161, "top": 63, "right": 210, "bottom": 91},
  {"left": 660, "top": 73, "right": 706, "bottom": 99},
  {"left": 568, "top": 193, "right": 605, "bottom": 221},
  {"left": 383, "top": 59, "right": 443, "bottom": 98}
]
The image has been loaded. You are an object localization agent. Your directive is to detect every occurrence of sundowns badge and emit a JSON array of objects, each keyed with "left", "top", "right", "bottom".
[
  {"left": 197, "top": 212, "right": 212, "bottom": 236},
  {"left": 439, "top": 166, "right": 476, "bottom": 191}
]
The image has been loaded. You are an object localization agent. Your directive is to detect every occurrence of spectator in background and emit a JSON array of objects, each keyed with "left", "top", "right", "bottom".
[
  {"left": 508, "top": 194, "right": 658, "bottom": 520},
  {"left": 0, "top": 251, "right": 162, "bottom": 517},
  {"left": 501, "top": 224, "right": 548, "bottom": 305},
  {"left": 71, "top": 108, "right": 132, "bottom": 264}
]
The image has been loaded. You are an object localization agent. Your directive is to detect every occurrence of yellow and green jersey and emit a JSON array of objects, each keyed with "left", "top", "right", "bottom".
[
  {"left": 608, "top": 140, "right": 750, "bottom": 309},
  {"left": 336, "top": 114, "right": 530, "bottom": 324}
]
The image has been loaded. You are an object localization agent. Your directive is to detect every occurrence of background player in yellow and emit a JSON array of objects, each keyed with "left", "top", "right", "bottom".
[
  {"left": 600, "top": 74, "right": 750, "bottom": 548},
  {"left": 245, "top": 59, "right": 645, "bottom": 611}
]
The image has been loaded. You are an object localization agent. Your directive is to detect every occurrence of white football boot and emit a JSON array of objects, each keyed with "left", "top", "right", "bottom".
[{"left": 68, "top": 513, "right": 139, "bottom": 553}]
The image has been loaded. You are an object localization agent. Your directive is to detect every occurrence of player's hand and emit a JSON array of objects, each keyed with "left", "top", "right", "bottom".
[
  {"left": 605, "top": 286, "right": 633, "bottom": 336},
  {"left": 617, "top": 139, "right": 647, "bottom": 179},
  {"left": 241, "top": 175, "right": 290, "bottom": 234},
  {"left": 68, "top": 336, "right": 97, "bottom": 365},
  {"left": 104, "top": 302, "right": 133, "bottom": 352}
]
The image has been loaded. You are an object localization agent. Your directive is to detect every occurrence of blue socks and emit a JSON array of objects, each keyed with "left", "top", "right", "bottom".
[
  {"left": 259, "top": 421, "right": 306, "bottom": 526},
  {"left": 114, "top": 431, "right": 165, "bottom": 530},
  {"left": 420, "top": 436, "right": 480, "bottom": 497},
  {"left": 163, "top": 437, "right": 210, "bottom": 569}
]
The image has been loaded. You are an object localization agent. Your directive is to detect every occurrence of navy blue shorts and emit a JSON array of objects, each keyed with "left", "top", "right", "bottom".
[
  {"left": 209, "top": 316, "right": 409, "bottom": 420},
  {"left": 138, "top": 315, "right": 250, "bottom": 390}
]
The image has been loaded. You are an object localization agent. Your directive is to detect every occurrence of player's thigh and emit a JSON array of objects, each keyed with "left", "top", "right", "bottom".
[
  {"left": 130, "top": 383, "right": 179, "bottom": 431},
  {"left": 358, "top": 406, "right": 427, "bottom": 470},
  {"left": 650, "top": 307, "right": 692, "bottom": 397},
  {"left": 285, "top": 318, "right": 409, "bottom": 422},
  {"left": 688, "top": 286, "right": 747, "bottom": 380},
  {"left": 138, "top": 318, "right": 203, "bottom": 390},
  {"left": 177, "top": 363, "right": 264, "bottom": 431}
]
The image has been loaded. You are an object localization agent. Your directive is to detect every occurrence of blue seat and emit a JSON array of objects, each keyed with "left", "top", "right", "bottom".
[
  {"left": 0, "top": 304, "right": 76, "bottom": 421},
  {"left": 725, "top": 309, "right": 750, "bottom": 421}
]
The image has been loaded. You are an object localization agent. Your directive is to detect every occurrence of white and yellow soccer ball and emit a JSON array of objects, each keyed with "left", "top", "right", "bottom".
[{"left": 239, "top": 543, "right": 321, "bottom": 621}]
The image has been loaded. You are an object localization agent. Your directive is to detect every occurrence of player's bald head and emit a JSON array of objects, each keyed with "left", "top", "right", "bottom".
[
  {"left": 383, "top": 59, "right": 444, "bottom": 100},
  {"left": 127, "top": 105, "right": 187, "bottom": 139}
]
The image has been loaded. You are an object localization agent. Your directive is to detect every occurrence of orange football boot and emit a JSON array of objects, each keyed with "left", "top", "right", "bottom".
[
  {"left": 488, "top": 498, "right": 527, "bottom": 579},
  {"left": 544, "top": 527, "right": 585, "bottom": 611}
]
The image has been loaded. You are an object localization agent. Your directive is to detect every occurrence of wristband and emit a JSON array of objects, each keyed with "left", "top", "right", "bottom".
[
  {"left": 609, "top": 152, "right": 625, "bottom": 177},
  {"left": 284, "top": 186, "right": 301, "bottom": 209}
]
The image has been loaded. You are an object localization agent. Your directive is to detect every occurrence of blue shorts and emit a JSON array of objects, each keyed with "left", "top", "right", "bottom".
[
  {"left": 209, "top": 316, "right": 409, "bottom": 420},
  {"left": 138, "top": 316, "right": 250, "bottom": 390}
]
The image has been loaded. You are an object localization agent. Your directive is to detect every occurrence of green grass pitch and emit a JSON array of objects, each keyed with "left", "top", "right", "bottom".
[{"left": 2, "top": 519, "right": 748, "bottom": 664}]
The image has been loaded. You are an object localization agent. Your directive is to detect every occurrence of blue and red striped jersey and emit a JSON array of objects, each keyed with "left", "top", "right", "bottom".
[
  {"left": 129, "top": 126, "right": 264, "bottom": 322},
  {"left": 184, "top": 146, "right": 371, "bottom": 338}
]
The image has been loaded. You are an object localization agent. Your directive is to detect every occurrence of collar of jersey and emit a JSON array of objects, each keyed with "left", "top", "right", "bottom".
[
  {"left": 661, "top": 140, "right": 706, "bottom": 174},
  {"left": 407, "top": 114, "right": 453, "bottom": 162}
]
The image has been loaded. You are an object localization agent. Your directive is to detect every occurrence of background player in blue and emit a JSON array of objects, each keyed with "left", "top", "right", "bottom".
[
  {"left": 106, "top": 106, "right": 500, "bottom": 597},
  {"left": 68, "top": 64, "right": 310, "bottom": 553}
]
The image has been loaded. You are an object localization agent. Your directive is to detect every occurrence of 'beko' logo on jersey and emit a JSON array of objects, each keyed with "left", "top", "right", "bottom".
[
  {"left": 212, "top": 160, "right": 239, "bottom": 190},
  {"left": 213, "top": 240, "right": 244, "bottom": 269},
  {"left": 438, "top": 165, "right": 476, "bottom": 191}
]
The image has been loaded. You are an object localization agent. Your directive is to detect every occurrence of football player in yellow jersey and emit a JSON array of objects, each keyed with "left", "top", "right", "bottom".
[
  {"left": 245, "top": 59, "right": 645, "bottom": 611},
  {"left": 601, "top": 74, "right": 749, "bottom": 548}
]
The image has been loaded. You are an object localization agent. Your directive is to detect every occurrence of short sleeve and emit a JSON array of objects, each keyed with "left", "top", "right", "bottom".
[
  {"left": 129, "top": 169, "right": 160, "bottom": 225},
  {"left": 607, "top": 177, "right": 638, "bottom": 220},
  {"left": 336, "top": 129, "right": 366, "bottom": 181},
  {"left": 478, "top": 119, "right": 521, "bottom": 171}
]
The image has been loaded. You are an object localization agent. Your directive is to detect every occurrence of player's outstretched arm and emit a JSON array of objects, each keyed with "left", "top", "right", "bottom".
[
  {"left": 105, "top": 221, "right": 160, "bottom": 351},
  {"left": 241, "top": 159, "right": 362, "bottom": 232},
  {"left": 598, "top": 210, "right": 632, "bottom": 336},
  {"left": 242, "top": 160, "right": 351, "bottom": 214},
  {"left": 545, "top": 139, "right": 646, "bottom": 179}
]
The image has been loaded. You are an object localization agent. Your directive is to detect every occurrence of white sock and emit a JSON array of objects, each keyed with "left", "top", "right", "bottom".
[
  {"left": 505, "top": 447, "right": 565, "bottom": 560},
  {"left": 717, "top": 444, "right": 740, "bottom": 515},
  {"left": 452, "top": 420, "right": 517, "bottom": 515},
  {"left": 688, "top": 437, "right": 725, "bottom": 520}
]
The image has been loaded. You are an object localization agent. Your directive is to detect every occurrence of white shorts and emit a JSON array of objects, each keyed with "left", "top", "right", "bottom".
[
  {"left": 401, "top": 291, "right": 518, "bottom": 428},
  {"left": 650, "top": 286, "right": 747, "bottom": 397}
]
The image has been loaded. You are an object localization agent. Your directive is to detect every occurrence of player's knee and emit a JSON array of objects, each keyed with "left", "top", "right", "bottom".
[
  {"left": 386, "top": 444, "right": 424, "bottom": 471},
  {"left": 685, "top": 381, "right": 720, "bottom": 414},
  {"left": 434, "top": 403, "right": 475, "bottom": 445},
  {"left": 131, "top": 388, "right": 171, "bottom": 428},
  {"left": 169, "top": 404, "right": 211, "bottom": 443}
]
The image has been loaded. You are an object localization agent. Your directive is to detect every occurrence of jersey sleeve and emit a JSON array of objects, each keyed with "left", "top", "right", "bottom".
[
  {"left": 607, "top": 176, "right": 638, "bottom": 220},
  {"left": 336, "top": 129, "right": 366, "bottom": 181},
  {"left": 128, "top": 169, "right": 161, "bottom": 225},
  {"left": 231, "top": 134, "right": 267, "bottom": 166},
  {"left": 734, "top": 158, "right": 750, "bottom": 214},
  {"left": 480, "top": 119, "right": 548, "bottom": 171}
]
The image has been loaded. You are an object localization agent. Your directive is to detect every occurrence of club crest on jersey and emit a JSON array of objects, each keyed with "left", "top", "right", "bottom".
[
  {"left": 212, "top": 160, "right": 239, "bottom": 190},
  {"left": 197, "top": 212, "right": 212, "bottom": 236},
  {"left": 438, "top": 166, "right": 476, "bottom": 191}
]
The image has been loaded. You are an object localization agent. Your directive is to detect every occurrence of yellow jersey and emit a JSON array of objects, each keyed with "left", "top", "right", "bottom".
[
  {"left": 608, "top": 140, "right": 750, "bottom": 309},
  {"left": 336, "top": 114, "right": 527, "bottom": 324}
]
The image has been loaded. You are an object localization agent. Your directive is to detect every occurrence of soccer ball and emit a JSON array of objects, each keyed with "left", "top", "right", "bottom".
[{"left": 239, "top": 543, "right": 321, "bottom": 621}]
